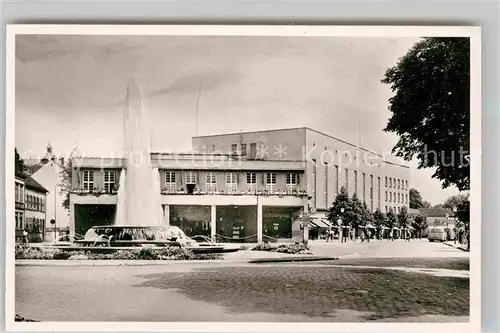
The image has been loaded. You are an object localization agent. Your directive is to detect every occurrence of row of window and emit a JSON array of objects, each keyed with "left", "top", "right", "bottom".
[
  {"left": 385, "top": 191, "right": 409, "bottom": 204},
  {"left": 385, "top": 206, "right": 405, "bottom": 214},
  {"left": 26, "top": 195, "right": 45, "bottom": 212},
  {"left": 231, "top": 142, "right": 258, "bottom": 158},
  {"left": 385, "top": 177, "right": 408, "bottom": 191},
  {"left": 25, "top": 217, "right": 45, "bottom": 233},
  {"left": 164, "top": 171, "right": 298, "bottom": 194},
  {"left": 82, "top": 170, "right": 115, "bottom": 191}
]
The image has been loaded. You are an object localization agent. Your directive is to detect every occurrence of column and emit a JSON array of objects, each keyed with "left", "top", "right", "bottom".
[
  {"left": 257, "top": 197, "right": 263, "bottom": 243},
  {"left": 164, "top": 205, "right": 170, "bottom": 226},
  {"left": 211, "top": 205, "right": 216, "bottom": 241}
]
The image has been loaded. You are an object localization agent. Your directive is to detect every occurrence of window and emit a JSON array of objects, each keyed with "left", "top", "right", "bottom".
[
  {"left": 389, "top": 178, "right": 392, "bottom": 188},
  {"left": 345, "top": 168, "right": 349, "bottom": 192},
  {"left": 389, "top": 192, "right": 392, "bottom": 202},
  {"left": 324, "top": 164, "right": 328, "bottom": 203},
  {"left": 246, "top": 172, "right": 257, "bottom": 193},
  {"left": 398, "top": 179, "right": 400, "bottom": 189},
  {"left": 231, "top": 144, "right": 238, "bottom": 155},
  {"left": 41, "top": 198, "right": 45, "bottom": 212},
  {"left": 103, "top": 170, "right": 116, "bottom": 192},
  {"left": 249, "top": 143, "right": 257, "bottom": 159},
  {"left": 398, "top": 193, "right": 400, "bottom": 203},
  {"left": 266, "top": 173, "right": 277, "bottom": 194},
  {"left": 206, "top": 172, "right": 217, "bottom": 193},
  {"left": 241, "top": 144, "right": 247, "bottom": 156},
  {"left": 378, "top": 177, "right": 381, "bottom": 209},
  {"left": 385, "top": 191, "right": 388, "bottom": 201},
  {"left": 82, "top": 170, "right": 94, "bottom": 190},
  {"left": 334, "top": 166, "right": 339, "bottom": 196},
  {"left": 385, "top": 177, "right": 388, "bottom": 187},
  {"left": 286, "top": 173, "right": 298, "bottom": 194},
  {"left": 15, "top": 185, "right": 18, "bottom": 203},
  {"left": 370, "top": 175, "right": 374, "bottom": 211},
  {"left": 353, "top": 170, "right": 358, "bottom": 194},
  {"left": 185, "top": 172, "right": 197, "bottom": 184},
  {"left": 312, "top": 160, "right": 317, "bottom": 209},
  {"left": 362, "top": 173, "right": 366, "bottom": 200},
  {"left": 225, "top": 172, "right": 237, "bottom": 193},
  {"left": 405, "top": 180, "right": 408, "bottom": 190},
  {"left": 164, "top": 171, "right": 176, "bottom": 193},
  {"left": 385, "top": 206, "right": 388, "bottom": 213}
]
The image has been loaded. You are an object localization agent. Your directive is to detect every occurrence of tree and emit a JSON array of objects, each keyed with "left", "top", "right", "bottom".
[
  {"left": 15, "top": 148, "right": 25, "bottom": 178},
  {"left": 397, "top": 207, "right": 410, "bottom": 238},
  {"left": 360, "top": 201, "right": 373, "bottom": 239},
  {"left": 411, "top": 214, "right": 428, "bottom": 238},
  {"left": 443, "top": 193, "right": 469, "bottom": 210},
  {"left": 422, "top": 201, "right": 432, "bottom": 208},
  {"left": 327, "top": 186, "right": 351, "bottom": 225},
  {"left": 433, "top": 204, "right": 444, "bottom": 209},
  {"left": 455, "top": 194, "right": 470, "bottom": 250},
  {"left": 385, "top": 210, "right": 397, "bottom": 239},
  {"left": 382, "top": 38, "right": 470, "bottom": 191},
  {"left": 349, "top": 193, "right": 364, "bottom": 240},
  {"left": 372, "top": 209, "right": 386, "bottom": 240},
  {"left": 58, "top": 159, "right": 72, "bottom": 211},
  {"left": 409, "top": 188, "right": 424, "bottom": 208}
]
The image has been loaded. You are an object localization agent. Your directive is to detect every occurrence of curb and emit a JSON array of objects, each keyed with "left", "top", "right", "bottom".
[
  {"left": 248, "top": 256, "right": 338, "bottom": 263},
  {"left": 15, "top": 259, "right": 237, "bottom": 267},
  {"left": 443, "top": 242, "right": 469, "bottom": 252}
]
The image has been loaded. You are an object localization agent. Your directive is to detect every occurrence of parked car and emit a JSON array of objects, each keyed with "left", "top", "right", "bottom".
[{"left": 428, "top": 227, "right": 447, "bottom": 242}]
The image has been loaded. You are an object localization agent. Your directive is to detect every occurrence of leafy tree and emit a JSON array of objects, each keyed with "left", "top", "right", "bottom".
[
  {"left": 385, "top": 210, "right": 397, "bottom": 239},
  {"left": 327, "top": 186, "right": 351, "bottom": 225},
  {"left": 409, "top": 188, "right": 424, "bottom": 209},
  {"left": 422, "top": 201, "right": 432, "bottom": 208},
  {"left": 360, "top": 201, "right": 373, "bottom": 239},
  {"left": 372, "top": 209, "right": 386, "bottom": 240},
  {"left": 397, "top": 206, "right": 410, "bottom": 238},
  {"left": 433, "top": 204, "right": 444, "bottom": 209},
  {"left": 411, "top": 214, "right": 428, "bottom": 238},
  {"left": 443, "top": 193, "right": 469, "bottom": 210},
  {"left": 58, "top": 159, "right": 72, "bottom": 211},
  {"left": 349, "top": 193, "right": 364, "bottom": 240},
  {"left": 382, "top": 37, "right": 470, "bottom": 191}
]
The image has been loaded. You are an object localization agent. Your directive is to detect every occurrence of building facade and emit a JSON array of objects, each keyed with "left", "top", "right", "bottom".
[
  {"left": 68, "top": 127, "right": 410, "bottom": 242},
  {"left": 14, "top": 177, "right": 26, "bottom": 242},
  {"left": 69, "top": 154, "right": 308, "bottom": 243},
  {"left": 24, "top": 176, "right": 49, "bottom": 242},
  {"left": 24, "top": 143, "right": 71, "bottom": 241},
  {"left": 192, "top": 127, "right": 410, "bottom": 216}
]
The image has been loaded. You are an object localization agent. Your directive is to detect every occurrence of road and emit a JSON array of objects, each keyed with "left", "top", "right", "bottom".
[{"left": 15, "top": 239, "right": 469, "bottom": 322}]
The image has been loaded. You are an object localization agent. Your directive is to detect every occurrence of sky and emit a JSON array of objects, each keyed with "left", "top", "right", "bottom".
[{"left": 15, "top": 34, "right": 461, "bottom": 205}]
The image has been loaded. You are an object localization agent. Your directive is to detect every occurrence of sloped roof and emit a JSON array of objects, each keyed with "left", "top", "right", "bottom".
[
  {"left": 24, "top": 175, "right": 49, "bottom": 193},
  {"left": 418, "top": 207, "right": 455, "bottom": 218},
  {"left": 24, "top": 164, "right": 43, "bottom": 175}
]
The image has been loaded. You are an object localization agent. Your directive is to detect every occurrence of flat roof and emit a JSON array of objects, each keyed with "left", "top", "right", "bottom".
[{"left": 192, "top": 126, "right": 409, "bottom": 169}]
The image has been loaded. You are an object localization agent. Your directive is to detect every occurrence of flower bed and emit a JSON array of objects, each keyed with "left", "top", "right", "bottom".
[
  {"left": 15, "top": 245, "right": 222, "bottom": 261},
  {"left": 251, "top": 242, "right": 313, "bottom": 255}
]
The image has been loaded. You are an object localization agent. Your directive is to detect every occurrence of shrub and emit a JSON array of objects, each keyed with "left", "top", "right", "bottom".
[
  {"left": 15, "top": 245, "right": 223, "bottom": 261},
  {"left": 251, "top": 242, "right": 312, "bottom": 254}
]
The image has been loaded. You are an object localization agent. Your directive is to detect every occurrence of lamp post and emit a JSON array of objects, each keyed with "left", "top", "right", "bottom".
[
  {"left": 452, "top": 206, "right": 458, "bottom": 244},
  {"left": 340, "top": 207, "right": 345, "bottom": 243}
]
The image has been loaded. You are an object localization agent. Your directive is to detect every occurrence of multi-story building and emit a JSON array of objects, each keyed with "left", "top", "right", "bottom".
[
  {"left": 14, "top": 177, "right": 26, "bottom": 242},
  {"left": 193, "top": 127, "right": 410, "bottom": 216},
  {"left": 23, "top": 143, "right": 72, "bottom": 241},
  {"left": 68, "top": 127, "right": 409, "bottom": 243},
  {"left": 24, "top": 176, "right": 49, "bottom": 242}
]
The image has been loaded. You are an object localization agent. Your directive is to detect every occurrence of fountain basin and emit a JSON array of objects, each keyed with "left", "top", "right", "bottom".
[{"left": 44, "top": 225, "right": 240, "bottom": 254}]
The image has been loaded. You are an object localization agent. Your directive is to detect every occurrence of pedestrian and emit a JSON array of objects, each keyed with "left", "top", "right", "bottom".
[{"left": 360, "top": 231, "right": 365, "bottom": 243}]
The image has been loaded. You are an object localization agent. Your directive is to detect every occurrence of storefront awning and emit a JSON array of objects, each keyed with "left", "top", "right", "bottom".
[{"left": 310, "top": 218, "right": 331, "bottom": 229}]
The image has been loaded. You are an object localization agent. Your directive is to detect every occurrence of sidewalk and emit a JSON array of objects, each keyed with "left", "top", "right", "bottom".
[{"left": 443, "top": 241, "right": 469, "bottom": 252}]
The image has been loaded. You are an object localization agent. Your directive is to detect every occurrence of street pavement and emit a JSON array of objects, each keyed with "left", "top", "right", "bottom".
[{"left": 15, "top": 239, "right": 469, "bottom": 322}]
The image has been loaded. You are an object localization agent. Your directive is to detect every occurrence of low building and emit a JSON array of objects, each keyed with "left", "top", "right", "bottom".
[
  {"left": 24, "top": 176, "right": 49, "bottom": 242},
  {"left": 69, "top": 153, "right": 308, "bottom": 243},
  {"left": 418, "top": 207, "right": 457, "bottom": 238}
]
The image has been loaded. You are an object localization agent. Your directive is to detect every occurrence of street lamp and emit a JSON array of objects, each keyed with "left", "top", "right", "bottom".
[
  {"left": 340, "top": 207, "right": 345, "bottom": 243},
  {"left": 452, "top": 206, "right": 458, "bottom": 244}
]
